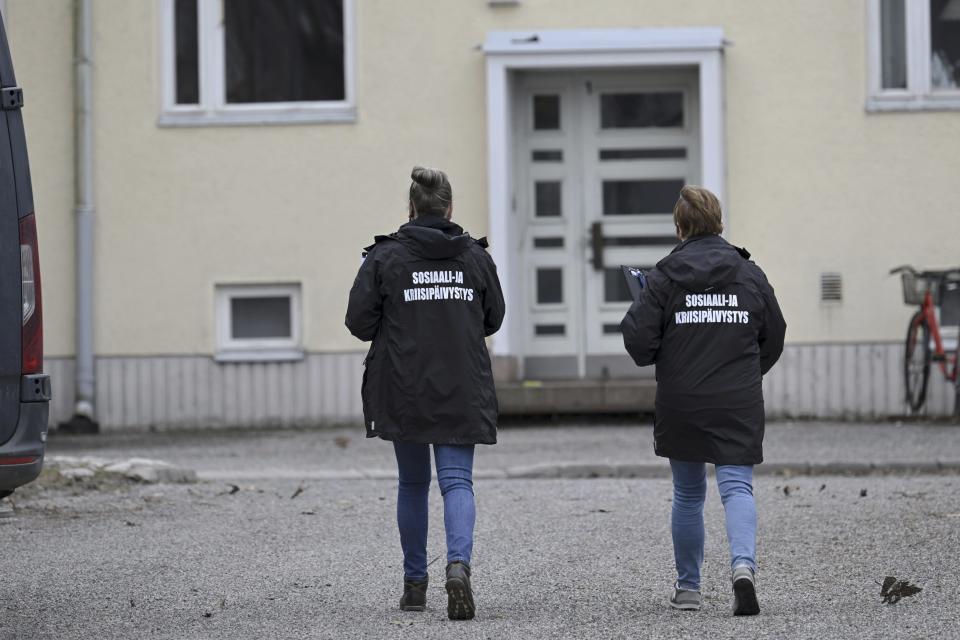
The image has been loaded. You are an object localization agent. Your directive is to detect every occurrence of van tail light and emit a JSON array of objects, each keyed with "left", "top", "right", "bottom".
[
  {"left": 0, "top": 456, "right": 39, "bottom": 465},
  {"left": 19, "top": 213, "right": 43, "bottom": 374}
]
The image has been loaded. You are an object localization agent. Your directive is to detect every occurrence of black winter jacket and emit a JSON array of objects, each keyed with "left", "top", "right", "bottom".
[
  {"left": 345, "top": 215, "right": 505, "bottom": 445},
  {"left": 620, "top": 234, "right": 786, "bottom": 465}
]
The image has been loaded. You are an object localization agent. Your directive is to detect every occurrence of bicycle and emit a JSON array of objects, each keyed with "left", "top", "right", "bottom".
[{"left": 890, "top": 265, "right": 960, "bottom": 412}]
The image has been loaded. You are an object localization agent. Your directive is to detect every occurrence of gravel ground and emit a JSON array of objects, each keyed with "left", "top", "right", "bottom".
[
  {"left": 1, "top": 474, "right": 957, "bottom": 639},
  {"left": 46, "top": 421, "right": 960, "bottom": 479}
]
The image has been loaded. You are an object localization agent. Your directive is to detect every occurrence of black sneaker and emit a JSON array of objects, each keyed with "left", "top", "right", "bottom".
[
  {"left": 445, "top": 561, "right": 476, "bottom": 620},
  {"left": 731, "top": 566, "right": 760, "bottom": 616},
  {"left": 399, "top": 577, "right": 428, "bottom": 612}
]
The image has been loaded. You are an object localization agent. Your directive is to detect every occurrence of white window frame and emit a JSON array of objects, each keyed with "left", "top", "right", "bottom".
[
  {"left": 867, "top": 0, "right": 960, "bottom": 111},
  {"left": 159, "top": 0, "right": 356, "bottom": 127},
  {"left": 214, "top": 283, "right": 304, "bottom": 362}
]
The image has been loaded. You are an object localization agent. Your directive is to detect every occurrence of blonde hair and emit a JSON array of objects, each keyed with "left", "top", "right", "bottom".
[{"left": 673, "top": 185, "right": 723, "bottom": 239}]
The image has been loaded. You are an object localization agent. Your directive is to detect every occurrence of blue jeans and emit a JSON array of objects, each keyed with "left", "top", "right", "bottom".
[
  {"left": 393, "top": 442, "right": 475, "bottom": 580},
  {"left": 670, "top": 460, "right": 757, "bottom": 591}
]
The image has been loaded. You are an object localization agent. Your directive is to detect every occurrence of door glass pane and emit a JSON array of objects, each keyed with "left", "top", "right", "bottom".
[
  {"left": 224, "top": 0, "right": 345, "bottom": 103},
  {"left": 535, "top": 324, "right": 565, "bottom": 336},
  {"left": 605, "top": 236, "right": 676, "bottom": 247},
  {"left": 602, "top": 179, "right": 685, "bottom": 215},
  {"left": 600, "top": 92, "right": 683, "bottom": 128},
  {"left": 931, "top": 0, "right": 960, "bottom": 89},
  {"left": 599, "top": 148, "right": 687, "bottom": 160},
  {"left": 231, "top": 296, "right": 292, "bottom": 339},
  {"left": 603, "top": 323, "right": 622, "bottom": 335},
  {"left": 532, "top": 150, "right": 563, "bottom": 162},
  {"left": 603, "top": 268, "right": 633, "bottom": 303},
  {"left": 533, "top": 237, "right": 565, "bottom": 248},
  {"left": 535, "top": 181, "right": 562, "bottom": 217},
  {"left": 880, "top": 0, "right": 908, "bottom": 89},
  {"left": 533, "top": 94, "right": 561, "bottom": 130},
  {"left": 536, "top": 268, "right": 563, "bottom": 304},
  {"left": 174, "top": 0, "right": 199, "bottom": 104}
]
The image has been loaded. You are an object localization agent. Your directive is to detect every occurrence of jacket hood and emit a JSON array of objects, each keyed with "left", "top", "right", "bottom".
[
  {"left": 395, "top": 215, "right": 475, "bottom": 259},
  {"left": 656, "top": 234, "right": 748, "bottom": 293}
]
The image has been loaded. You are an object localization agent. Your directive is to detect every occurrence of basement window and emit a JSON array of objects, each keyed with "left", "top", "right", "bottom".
[
  {"left": 215, "top": 284, "right": 303, "bottom": 361},
  {"left": 160, "top": 0, "right": 356, "bottom": 126}
]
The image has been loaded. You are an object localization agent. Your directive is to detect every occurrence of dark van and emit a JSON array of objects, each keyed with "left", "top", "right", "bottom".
[{"left": 0, "top": 13, "right": 51, "bottom": 498}]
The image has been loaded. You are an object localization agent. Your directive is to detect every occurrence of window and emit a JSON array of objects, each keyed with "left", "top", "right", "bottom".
[
  {"left": 533, "top": 237, "right": 564, "bottom": 248},
  {"left": 531, "top": 150, "right": 564, "bottom": 162},
  {"left": 599, "top": 148, "right": 687, "bottom": 160},
  {"left": 160, "top": 0, "right": 355, "bottom": 126},
  {"left": 215, "top": 284, "right": 303, "bottom": 361},
  {"left": 534, "top": 324, "right": 565, "bottom": 336},
  {"left": 868, "top": 0, "right": 960, "bottom": 110},
  {"left": 599, "top": 92, "right": 684, "bottom": 129},
  {"left": 602, "top": 179, "right": 685, "bottom": 215},
  {"left": 880, "top": 0, "right": 908, "bottom": 89},
  {"left": 533, "top": 94, "right": 561, "bottom": 130},
  {"left": 534, "top": 181, "right": 562, "bottom": 217},
  {"left": 536, "top": 268, "right": 563, "bottom": 304},
  {"left": 931, "top": 0, "right": 960, "bottom": 89},
  {"left": 603, "top": 268, "right": 633, "bottom": 303}
]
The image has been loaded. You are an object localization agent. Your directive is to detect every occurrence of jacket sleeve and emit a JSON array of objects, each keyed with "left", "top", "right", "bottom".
[
  {"left": 619, "top": 274, "right": 665, "bottom": 367},
  {"left": 757, "top": 274, "right": 786, "bottom": 375},
  {"left": 345, "top": 251, "right": 382, "bottom": 342},
  {"left": 478, "top": 250, "right": 505, "bottom": 337}
]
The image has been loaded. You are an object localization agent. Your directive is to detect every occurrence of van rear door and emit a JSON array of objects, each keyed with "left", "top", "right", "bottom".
[{"left": 0, "top": 15, "right": 31, "bottom": 445}]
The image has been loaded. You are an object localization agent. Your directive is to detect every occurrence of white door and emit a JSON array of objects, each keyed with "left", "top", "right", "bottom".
[{"left": 515, "top": 69, "right": 700, "bottom": 380}]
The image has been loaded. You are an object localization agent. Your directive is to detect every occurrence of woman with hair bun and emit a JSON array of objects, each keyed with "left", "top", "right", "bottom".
[
  {"left": 620, "top": 185, "right": 786, "bottom": 616},
  {"left": 346, "top": 166, "right": 505, "bottom": 620}
]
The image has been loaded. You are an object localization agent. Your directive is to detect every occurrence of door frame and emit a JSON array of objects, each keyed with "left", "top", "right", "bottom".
[{"left": 483, "top": 28, "right": 727, "bottom": 364}]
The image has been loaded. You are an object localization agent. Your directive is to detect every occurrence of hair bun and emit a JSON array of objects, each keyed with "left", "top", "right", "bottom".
[
  {"left": 408, "top": 165, "right": 453, "bottom": 218},
  {"left": 411, "top": 166, "right": 446, "bottom": 190}
]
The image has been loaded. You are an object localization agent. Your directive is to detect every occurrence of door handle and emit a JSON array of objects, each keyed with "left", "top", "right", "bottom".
[{"left": 590, "top": 221, "right": 604, "bottom": 271}]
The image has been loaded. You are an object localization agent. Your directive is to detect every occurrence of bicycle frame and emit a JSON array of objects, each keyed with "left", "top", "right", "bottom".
[{"left": 914, "top": 290, "right": 959, "bottom": 383}]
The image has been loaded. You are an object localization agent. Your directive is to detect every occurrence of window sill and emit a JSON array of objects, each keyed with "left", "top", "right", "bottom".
[
  {"left": 158, "top": 106, "right": 357, "bottom": 128},
  {"left": 866, "top": 94, "right": 960, "bottom": 112},
  {"left": 214, "top": 348, "right": 305, "bottom": 363}
]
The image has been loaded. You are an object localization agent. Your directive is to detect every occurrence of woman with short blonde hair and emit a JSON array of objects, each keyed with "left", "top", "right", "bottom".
[{"left": 621, "top": 184, "right": 786, "bottom": 615}]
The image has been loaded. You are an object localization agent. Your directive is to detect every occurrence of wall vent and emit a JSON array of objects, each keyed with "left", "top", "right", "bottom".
[{"left": 820, "top": 272, "right": 843, "bottom": 302}]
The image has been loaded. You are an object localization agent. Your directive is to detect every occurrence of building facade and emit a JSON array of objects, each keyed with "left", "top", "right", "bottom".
[{"left": 2, "top": 0, "right": 958, "bottom": 429}]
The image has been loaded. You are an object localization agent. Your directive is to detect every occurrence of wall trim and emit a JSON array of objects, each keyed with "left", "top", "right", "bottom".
[{"left": 42, "top": 340, "right": 956, "bottom": 429}]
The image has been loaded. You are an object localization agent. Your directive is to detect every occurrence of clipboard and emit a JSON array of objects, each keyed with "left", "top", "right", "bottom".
[{"left": 621, "top": 265, "right": 647, "bottom": 302}]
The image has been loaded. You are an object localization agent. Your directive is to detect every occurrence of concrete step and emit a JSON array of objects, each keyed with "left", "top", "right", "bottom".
[{"left": 496, "top": 379, "right": 656, "bottom": 415}]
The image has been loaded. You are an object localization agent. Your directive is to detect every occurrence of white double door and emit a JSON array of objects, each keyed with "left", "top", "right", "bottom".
[{"left": 515, "top": 69, "right": 701, "bottom": 380}]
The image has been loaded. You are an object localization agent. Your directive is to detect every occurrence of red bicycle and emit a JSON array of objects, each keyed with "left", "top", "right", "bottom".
[{"left": 890, "top": 266, "right": 960, "bottom": 412}]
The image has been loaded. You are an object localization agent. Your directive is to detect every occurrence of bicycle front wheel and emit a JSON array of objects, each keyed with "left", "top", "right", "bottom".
[{"left": 904, "top": 311, "right": 931, "bottom": 412}]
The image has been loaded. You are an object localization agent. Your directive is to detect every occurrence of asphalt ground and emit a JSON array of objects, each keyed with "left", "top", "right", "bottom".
[
  {"left": 2, "top": 421, "right": 958, "bottom": 638},
  {"left": 1, "top": 474, "right": 957, "bottom": 639}
]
